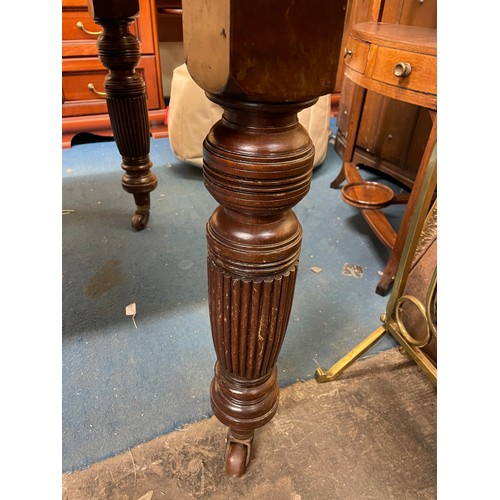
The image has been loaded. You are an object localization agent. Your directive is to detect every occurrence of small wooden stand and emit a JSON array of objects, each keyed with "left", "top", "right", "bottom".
[{"left": 331, "top": 22, "right": 437, "bottom": 295}]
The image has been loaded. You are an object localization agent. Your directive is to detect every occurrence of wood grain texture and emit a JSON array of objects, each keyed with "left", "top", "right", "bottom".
[
  {"left": 335, "top": 0, "right": 437, "bottom": 187},
  {"left": 182, "top": 0, "right": 348, "bottom": 473},
  {"left": 333, "top": 19, "right": 436, "bottom": 295},
  {"left": 203, "top": 97, "right": 314, "bottom": 436},
  {"left": 89, "top": 0, "right": 157, "bottom": 229}
]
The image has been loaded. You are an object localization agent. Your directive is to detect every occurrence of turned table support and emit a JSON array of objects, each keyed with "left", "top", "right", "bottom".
[
  {"left": 204, "top": 96, "right": 316, "bottom": 475},
  {"left": 87, "top": 0, "right": 157, "bottom": 230},
  {"left": 182, "top": 0, "right": 347, "bottom": 475}
]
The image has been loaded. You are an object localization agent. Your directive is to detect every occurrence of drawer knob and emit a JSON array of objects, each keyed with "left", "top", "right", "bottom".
[
  {"left": 88, "top": 83, "right": 106, "bottom": 97},
  {"left": 393, "top": 62, "right": 412, "bottom": 78},
  {"left": 76, "top": 21, "right": 102, "bottom": 36},
  {"left": 344, "top": 47, "right": 353, "bottom": 59}
]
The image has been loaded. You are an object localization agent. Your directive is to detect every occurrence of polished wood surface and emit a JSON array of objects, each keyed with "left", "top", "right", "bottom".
[
  {"left": 155, "top": 0, "right": 183, "bottom": 41},
  {"left": 335, "top": 0, "right": 437, "bottom": 188},
  {"left": 332, "top": 21, "right": 437, "bottom": 295},
  {"left": 88, "top": 0, "right": 158, "bottom": 230},
  {"left": 204, "top": 97, "right": 314, "bottom": 476},
  {"left": 62, "top": 56, "right": 162, "bottom": 118},
  {"left": 183, "top": 0, "right": 347, "bottom": 475},
  {"left": 344, "top": 23, "right": 437, "bottom": 109}
]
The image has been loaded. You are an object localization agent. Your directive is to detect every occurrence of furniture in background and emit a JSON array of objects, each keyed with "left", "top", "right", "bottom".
[
  {"left": 182, "top": 0, "right": 347, "bottom": 476},
  {"left": 335, "top": 0, "right": 436, "bottom": 188},
  {"left": 155, "top": 1, "right": 185, "bottom": 99},
  {"left": 86, "top": 0, "right": 158, "bottom": 230},
  {"left": 316, "top": 142, "right": 437, "bottom": 384},
  {"left": 332, "top": 22, "right": 436, "bottom": 296},
  {"left": 62, "top": 0, "right": 167, "bottom": 148},
  {"left": 155, "top": 0, "right": 183, "bottom": 41}
]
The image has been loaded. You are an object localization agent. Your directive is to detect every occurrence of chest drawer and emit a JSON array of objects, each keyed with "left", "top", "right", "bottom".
[
  {"left": 62, "top": 0, "right": 154, "bottom": 57},
  {"left": 62, "top": 56, "right": 162, "bottom": 118},
  {"left": 62, "top": 11, "right": 142, "bottom": 58},
  {"left": 370, "top": 46, "right": 436, "bottom": 95}
]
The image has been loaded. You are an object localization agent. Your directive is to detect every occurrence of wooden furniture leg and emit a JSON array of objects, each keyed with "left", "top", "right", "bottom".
[
  {"left": 88, "top": 0, "right": 157, "bottom": 230},
  {"left": 330, "top": 83, "right": 367, "bottom": 188},
  {"left": 181, "top": 0, "right": 348, "bottom": 476},
  {"left": 316, "top": 141, "right": 437, "bottom": 384},
  {"left": 204, "top": 95, "right": 316, "bottom": 476}
]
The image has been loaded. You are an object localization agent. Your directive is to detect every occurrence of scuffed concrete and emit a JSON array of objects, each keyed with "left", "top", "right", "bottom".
[{"left": 62, "top": 348, "right": 436, "bottom": 499}]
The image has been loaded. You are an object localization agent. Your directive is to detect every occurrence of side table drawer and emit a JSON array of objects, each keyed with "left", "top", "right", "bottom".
[
  {"left": 62, "top": 56, "right": 163, "bottom": 118},
  {"left": 344, "top": 35, "right": 369, "bottom": 75},
  {"left": 370, "top": 46, "right": 436, "bottom": 95}
]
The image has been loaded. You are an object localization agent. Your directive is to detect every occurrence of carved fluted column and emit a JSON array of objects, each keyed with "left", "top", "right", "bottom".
[
  {"left": 87, "top": 0, "right": 157, "bottom": 230},
  {"left": 182, "top": 0, "right": 347, "bottom": 475}
]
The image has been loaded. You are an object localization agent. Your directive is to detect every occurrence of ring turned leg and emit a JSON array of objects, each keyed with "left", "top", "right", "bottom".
[
  {"left": 88, "top": 1, "right": 157, "bottom": 230},
  {"left": 203, "top": 96, "right": 316, "bottom": 475},
  {"left": 181, "top": 0, "right": 347, "bottom": 475}
]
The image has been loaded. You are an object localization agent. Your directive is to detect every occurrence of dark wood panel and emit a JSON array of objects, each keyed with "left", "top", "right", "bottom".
[{"left": 156, "top": 0, "right": 183, "bottom": 42}]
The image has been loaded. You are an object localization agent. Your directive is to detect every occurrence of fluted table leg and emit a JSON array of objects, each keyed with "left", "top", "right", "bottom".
[
  {"left": 203, "top": 95, "right": 317, "bottom": 475},
  {"left": 88, "top": 1, "right": 157, "bottom": 230},
  {"left": 174, "top": 0, "right": 346, "bottom": 475}
]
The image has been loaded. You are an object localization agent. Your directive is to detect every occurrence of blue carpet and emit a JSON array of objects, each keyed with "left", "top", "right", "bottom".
[{"left": 62, "top": 120, "right": 404, "bottom": 472}]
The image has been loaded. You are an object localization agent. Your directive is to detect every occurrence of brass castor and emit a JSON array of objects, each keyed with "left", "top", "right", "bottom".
[
  {"left": 131, "top": 210, "right": 150, "bottom": 231},
  {"left": 224, "top": 431, "right": 253, "bottom": 477}
]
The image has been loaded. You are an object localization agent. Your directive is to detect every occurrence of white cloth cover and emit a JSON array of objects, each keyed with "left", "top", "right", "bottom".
[{"left": 168, "top": 63, "right": 332, "bottom": 168}]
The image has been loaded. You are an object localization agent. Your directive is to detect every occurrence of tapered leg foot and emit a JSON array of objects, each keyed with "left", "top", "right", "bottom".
[
  {"left": 376, "top": 272, "right": 395, "bottom": 296},
  {"left": 330, "top": 164, "right": 346, "bottom": 188}
]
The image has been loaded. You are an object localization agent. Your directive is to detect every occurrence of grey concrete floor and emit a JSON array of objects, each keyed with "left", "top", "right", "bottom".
[{"left": 62, "top": 348, "right": 437, "bottom": 499}]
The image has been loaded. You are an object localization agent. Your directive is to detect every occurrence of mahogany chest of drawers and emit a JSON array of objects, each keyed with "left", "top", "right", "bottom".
[{"left": 62, "top": 0, "right": 168, "bottom": 147}]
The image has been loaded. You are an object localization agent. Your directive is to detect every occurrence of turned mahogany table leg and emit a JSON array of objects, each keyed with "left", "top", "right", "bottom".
[
  {"left": 181, "top": 0, "right": 347, "bottom": 475},
  {"left": 204, "top": 96, "right": 316, "bottom": 475},
  {"left": 88, "top": 0, "right": 157, "bottom": 230}
]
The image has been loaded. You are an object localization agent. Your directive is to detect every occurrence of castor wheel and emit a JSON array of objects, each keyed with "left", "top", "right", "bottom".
[
  {"left": 131, "top": 210, "right": 150, "bottom": 231},
  {"left": 225, "top": 442, "right": 248, "bottom": 476},
  {"left": 224, "top": 431, "right": 253, "bottom": 477}
]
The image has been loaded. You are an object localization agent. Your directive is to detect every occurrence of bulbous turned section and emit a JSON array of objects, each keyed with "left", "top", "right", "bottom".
[
  {"left": 203, "top": 96, "right": 316, "bottom": 216},
  {"left": 211, "top": 363, "right": 280, "bottom": 433}
]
